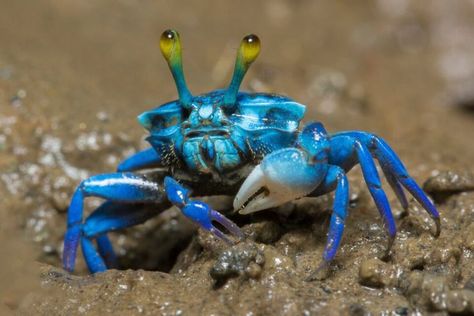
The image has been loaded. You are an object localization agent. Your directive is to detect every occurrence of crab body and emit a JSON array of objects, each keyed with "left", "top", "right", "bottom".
[
  {"left": 63, "top": 30, "right": 440, "bottom": 274},
  {"left": 139, "top": 90, "right": 304, "bottom": 182}
]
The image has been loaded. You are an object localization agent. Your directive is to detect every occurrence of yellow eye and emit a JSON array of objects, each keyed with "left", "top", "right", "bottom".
[
  {"left": 240, "top": 34, "right": 261, "bottom": 65},
  {"left": 158, "top": 29, "right": 193, "bottom": 107},
  {"left": 223, "top": 33, "right": 261, "bottom": 108},
  {"left": 159, "top": 29, "right": 181, "bottom": 62}
]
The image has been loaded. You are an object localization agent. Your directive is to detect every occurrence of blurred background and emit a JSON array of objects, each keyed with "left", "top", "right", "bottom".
[{"left": 1, "top": 0, "right": 473, "bottom": 314}]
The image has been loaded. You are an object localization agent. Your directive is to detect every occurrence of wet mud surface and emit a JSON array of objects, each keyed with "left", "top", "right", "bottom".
[{"left": 1, "top": 0, "right": 474, "bottom": 315}]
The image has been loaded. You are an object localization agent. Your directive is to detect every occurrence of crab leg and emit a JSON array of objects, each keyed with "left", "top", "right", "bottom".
[
  {"left": 353, "top": 140, "right": 397, "bottom": 255},
  {"left": 78, "top": 203, "right": 163, "bottom": 273},
  {"left": 81, "top": 237, "right": 106, "bottom": 273},
  {"left": 371, "top": 135, "right": 440, "bottom": 235},
  {"left": 96, "top": 233, "right": 118, "bottom": 268},
  {"left": 81, "top": 202, "right": 164, "bottom": 272},
  {"left": 380, "top": 164, "right": 409, "bottom": 211},
  {"left": 117, "top": 147, "right": 162, "bottom": 172},
  {"left": 64, "top": 173, "right": 244, "bottom": 273},
  {"left": 63, "top": 173, "right": 169, "bottom": 273},
  {"left": 337, "top": 131, "right": 440, "bottom": 236},
  {"left": 320, "top": 166, "right": 349, "bottom": 262}
]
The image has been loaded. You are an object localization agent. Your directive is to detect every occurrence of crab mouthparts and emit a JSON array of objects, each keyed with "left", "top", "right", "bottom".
[{"left": 185, "top": 129, "right": 230, "bottom": 138}]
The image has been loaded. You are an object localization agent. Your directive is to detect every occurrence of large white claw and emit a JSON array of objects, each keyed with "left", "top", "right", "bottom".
[
  {"left": 234, "top": 148, "right": 326, "bottom": 215},
  {"left": 233, "top": 165, "right": 294, "bottom": 214}
]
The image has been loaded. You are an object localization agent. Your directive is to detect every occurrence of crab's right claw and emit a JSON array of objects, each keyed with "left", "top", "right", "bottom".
[{"left": 234, "top": 148, "right": 326, "bottom": 215}]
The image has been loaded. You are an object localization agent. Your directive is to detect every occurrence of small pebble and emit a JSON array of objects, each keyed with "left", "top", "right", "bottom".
[{"left": 245, "top": 262, "right": 262, "bottom": 279}]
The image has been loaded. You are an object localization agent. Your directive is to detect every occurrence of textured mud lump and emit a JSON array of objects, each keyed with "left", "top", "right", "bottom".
[
  {"left": 210, "top": 241, "right": 265, "bottom": 283},
  {"left": 424, "top": 170, "right": 474, "bottom": 202}
]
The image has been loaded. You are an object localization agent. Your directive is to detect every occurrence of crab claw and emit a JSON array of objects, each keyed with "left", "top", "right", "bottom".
[
  {"left": 164, "top": 176, "right": 244, "bottom": 243},
  {"left": 182, "top": 201, "right": 244, "bottom": 243},
  {"left": 234, "top": 148, "right": 327, "bottom": 214}
]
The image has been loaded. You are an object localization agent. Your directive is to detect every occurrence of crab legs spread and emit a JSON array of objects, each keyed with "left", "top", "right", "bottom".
[{"left": 63, "top": 30, "right": 439, "bottom": 273}]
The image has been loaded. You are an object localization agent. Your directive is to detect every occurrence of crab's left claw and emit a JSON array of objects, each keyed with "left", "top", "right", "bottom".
[
  {"left": 182, "top": 201, "right": 244, "bottom": 243},
  {"left": 234, "top": 148, "right": 328, "bottom": 214},
  {"left": 164, "top": 176, "right": 244, "bottom": 243}
]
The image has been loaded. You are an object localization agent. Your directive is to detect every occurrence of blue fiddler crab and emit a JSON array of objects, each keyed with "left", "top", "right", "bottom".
[{"left": 63, "top": 30, "right": 440, "bottom": 274}]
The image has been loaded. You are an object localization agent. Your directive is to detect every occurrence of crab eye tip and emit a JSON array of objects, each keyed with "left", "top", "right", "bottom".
[
  {"left": 159, "top": 29, "right": 180, "bottom": 60},
  {"left": 163, "top": 29, "right": 175, "bottom": 39},
  {"left": 241, "top": 34, "right": 260, "bottom": 64}
]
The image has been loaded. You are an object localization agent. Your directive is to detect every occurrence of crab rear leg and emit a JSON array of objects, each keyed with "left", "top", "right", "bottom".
[
  {"left": 95, "top": 231, "right": 118, "bottom": 268},
  {"left": 336, "top": 132, "right": 440, "bottom": 236},
  {"left": 314, "top": 137, "right": 398, "bottom": 259},
  {"left": 354, "top": 140, "right": 397, "bottom": 255},
  {"left": 315, "top": 165, "right": 349, "bottom": 263},
  {"left": 372, "top": 135, "right": 440, "bottom": 234},
  {"left": 81, "top": 202, "right": 166, "bottom": 271},
  {"left": 64, "top": 173, "right": 243, "bottom": 273},
  {"left": 381, "top": 164, "right": 409, "bottom": 212},
  {"left": 63, "top": 173, "right": 168, "bottom": 272}
]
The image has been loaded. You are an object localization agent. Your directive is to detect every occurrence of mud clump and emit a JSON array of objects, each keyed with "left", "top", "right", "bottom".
[
  {"left": 210, "top": 241, "right": 265, "bottom": 284},
  {"left": 403, "top": 272, "right": 474, "bottom": 314},
  {"left": 424, "top": 170, "right": 474, "bottom": 202}
]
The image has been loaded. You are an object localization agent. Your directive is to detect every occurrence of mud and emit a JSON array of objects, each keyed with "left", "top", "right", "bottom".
[{"left": 1, "top": 0, "right": 474, "bottom": 315}]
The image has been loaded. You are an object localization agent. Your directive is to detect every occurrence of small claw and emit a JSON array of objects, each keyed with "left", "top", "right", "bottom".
[
  {"left": 209, "top": 227, "right": 233, "bottom": 244},
  {"left": 182, "top": 201, "right": 243, "bottom": 242},
  {"left": 164, "top": 177, "right": 243, "bottom": 243},
  {"left": 210, "top": 209, "right": 245, "bottom": 240},
  {"left": 234, "top": 148, "right": 326, "bottom": 214}
]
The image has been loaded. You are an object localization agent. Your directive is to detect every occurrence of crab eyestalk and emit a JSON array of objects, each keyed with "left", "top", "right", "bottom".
[
  {"left": 223, "top": 34, "right": 261, "bottom": 109},
  {"left": 160, "top": 29, "right": 193, "bottom": 108}
]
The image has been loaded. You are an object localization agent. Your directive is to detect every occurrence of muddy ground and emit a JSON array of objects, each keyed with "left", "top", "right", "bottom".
[{"left": 1, "top": 0, "right": 474, "bottom": 315}]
